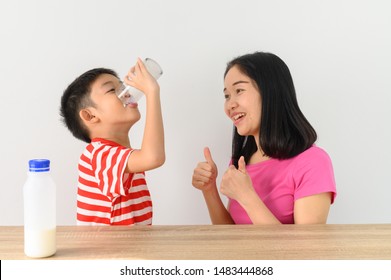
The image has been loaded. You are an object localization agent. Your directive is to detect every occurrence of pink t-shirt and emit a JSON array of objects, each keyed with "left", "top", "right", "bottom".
[{"left": 228, "top": 146, "right": 336, "bottom": 224}]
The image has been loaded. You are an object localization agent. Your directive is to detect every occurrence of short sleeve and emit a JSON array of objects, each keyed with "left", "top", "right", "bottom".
[
  {"left": 293, "top": 147, "right": 337, "bottom": 203},
  {"left": 91, "top": 144, "right": 132, "bottom": 198}
]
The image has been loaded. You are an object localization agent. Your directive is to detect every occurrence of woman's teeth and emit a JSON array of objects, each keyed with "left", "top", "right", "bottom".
[{"left": 233, "top": 113, "right": 245, "bottom": 121}]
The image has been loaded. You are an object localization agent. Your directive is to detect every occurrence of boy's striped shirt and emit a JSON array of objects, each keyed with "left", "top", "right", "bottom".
[{"left": 77, "top": 138, "right": 152, "bottom": 225}]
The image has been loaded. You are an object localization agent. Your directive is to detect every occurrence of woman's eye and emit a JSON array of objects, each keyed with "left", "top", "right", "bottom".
[
  {"left": 236, "top": 88, "right": 244, "bottom": 94},
  {"left": 224, "top": 94, "right": 230, "bottom": 100}
]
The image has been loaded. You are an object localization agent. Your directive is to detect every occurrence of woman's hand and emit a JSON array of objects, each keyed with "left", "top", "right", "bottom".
[
  {"left": 220, "top": 156, "right": 255, "bottom": 202},
  {"left": 192, "top": 147, "right": 218, "bottom": 192}
]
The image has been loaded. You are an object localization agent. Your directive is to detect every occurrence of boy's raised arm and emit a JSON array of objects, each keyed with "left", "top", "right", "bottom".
[{"left": 125, "top": 58, "right": 165, "bottom": 173}]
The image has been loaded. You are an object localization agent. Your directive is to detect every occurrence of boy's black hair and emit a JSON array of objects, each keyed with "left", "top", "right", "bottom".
[
  {"left": 224, "top": 52, "right": 317, "bottom": 167},
  {"left": 60, "top": 68, "right": 119, "bottom": 143}
]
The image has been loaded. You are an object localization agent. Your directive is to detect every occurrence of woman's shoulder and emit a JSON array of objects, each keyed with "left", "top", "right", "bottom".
[
  {"left": 292, "top": 145, "right": 333, "bottom": 172},
  {"left": 296, "top": 145, "right": 331, "bottom": 161},
  {"left": 292, "top": 145, "right": 337, "bottom": 203}
]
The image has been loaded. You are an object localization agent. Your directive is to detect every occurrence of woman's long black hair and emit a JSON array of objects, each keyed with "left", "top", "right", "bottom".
[{"left": 224, "top": 52, "right": 317, "bottom": 168}]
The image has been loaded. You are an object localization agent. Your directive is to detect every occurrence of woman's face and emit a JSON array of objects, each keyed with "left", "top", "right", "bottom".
[{"left": 224, "top": 65, "right": 262, "bottom": 138}]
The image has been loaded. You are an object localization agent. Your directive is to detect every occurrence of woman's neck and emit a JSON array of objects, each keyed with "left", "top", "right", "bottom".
[
  {"left": 248, "top": 134, "right": 269, "bottom": 164},
  {"left": 248, "top": 149, "right": 269, "bottom": 164}
]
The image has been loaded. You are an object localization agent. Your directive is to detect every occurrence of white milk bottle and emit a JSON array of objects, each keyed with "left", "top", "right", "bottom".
[{"left": 23, "top": 159, "right": 56, "bottom": 258}]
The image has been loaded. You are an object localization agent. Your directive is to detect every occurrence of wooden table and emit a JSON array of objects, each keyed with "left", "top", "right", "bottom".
[{"left": 1, "top": 224, "right": 391, "bottom": 259}]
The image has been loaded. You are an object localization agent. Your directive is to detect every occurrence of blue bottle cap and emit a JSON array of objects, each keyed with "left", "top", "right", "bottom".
[{"left": 29, "top": 159, "right": 50, "bottom": 172}]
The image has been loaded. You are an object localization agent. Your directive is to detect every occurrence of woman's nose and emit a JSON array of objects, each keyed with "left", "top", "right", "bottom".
[{"left": 227, "top": 97, "right": 238, "bottom": 110}]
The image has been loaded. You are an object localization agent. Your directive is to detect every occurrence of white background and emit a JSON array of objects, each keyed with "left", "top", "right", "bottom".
[
  {"left": 0, "top": 0, "right": 390, "bottom": 225},
  {"left": 2, "top": 260, "right": 391, "bottom": 279}
]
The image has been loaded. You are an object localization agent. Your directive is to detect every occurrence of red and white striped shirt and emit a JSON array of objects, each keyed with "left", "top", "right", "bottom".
[{"left": 77, "top": 138, "right": 153, "bottom": 225}]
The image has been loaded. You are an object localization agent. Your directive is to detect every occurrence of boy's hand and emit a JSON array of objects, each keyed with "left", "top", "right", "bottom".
[
  {"left": 125, "top": 58, "right": 160, "bottom": 96},
  {"left": 124, "top": 58, "right": 165, "bottom": 174}
]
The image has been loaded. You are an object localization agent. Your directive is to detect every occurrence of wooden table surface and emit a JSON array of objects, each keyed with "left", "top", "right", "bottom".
[{"left": 1, "top": 224, "right": 391, "bottom": 260}]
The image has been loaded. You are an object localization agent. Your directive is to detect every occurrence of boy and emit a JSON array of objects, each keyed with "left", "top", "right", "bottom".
[{"left": 60, "top": 58, "right": 165, "bottom": 225}]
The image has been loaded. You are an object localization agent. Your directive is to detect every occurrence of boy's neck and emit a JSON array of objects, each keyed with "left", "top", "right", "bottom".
[
  {"left": 90, "top": 132, "right": 131, "bottom": 148},
  {"left": 89, "top": 121, "right": 133, "bottom": 148},
  {"left": 106, "top": 137, "right": 131, "bottom": 148}
]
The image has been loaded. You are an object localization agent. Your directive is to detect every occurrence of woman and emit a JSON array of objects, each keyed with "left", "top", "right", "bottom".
[{"left": 192, "top": 52, "right": 336, "bottom": 224}]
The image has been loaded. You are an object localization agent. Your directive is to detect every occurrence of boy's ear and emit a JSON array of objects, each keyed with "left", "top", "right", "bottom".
[{"left": 79, "top": 108, "right": 99, "bottom": 124}]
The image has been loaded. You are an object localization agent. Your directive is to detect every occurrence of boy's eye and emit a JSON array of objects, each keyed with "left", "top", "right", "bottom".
[
  {"left": 115, "top": 83, "right": 126, "bottom": 96},
  {"left": 108, "top": 88, "right": 117, "bottom": 95}
]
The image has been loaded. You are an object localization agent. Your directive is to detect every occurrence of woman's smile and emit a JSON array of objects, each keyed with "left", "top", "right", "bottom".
[{"left": 231, "top": 112, "right": 246, "bottom": 125}]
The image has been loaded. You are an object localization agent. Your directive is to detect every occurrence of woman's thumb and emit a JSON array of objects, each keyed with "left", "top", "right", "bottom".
[
  {"left": 203, "top": 147, "right": 215, "bottom": 164},
  {"left": 238, "top": 156, "right": 247, "bottom": 173}
]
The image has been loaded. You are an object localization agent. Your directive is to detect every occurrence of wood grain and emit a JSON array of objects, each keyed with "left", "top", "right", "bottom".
[{"left": 1, "top": 224, "right": 390, "bottom": 259}]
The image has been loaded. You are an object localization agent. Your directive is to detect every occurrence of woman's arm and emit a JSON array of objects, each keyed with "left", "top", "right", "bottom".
[
  {"left": 232, "top": 189, "right": 332, "bottom": 225},
  {"left": 192, "top": 147, "right": 234, "bottom": 224},
  {"left": 293, "top": 192, "right": 332, "bottom": 224},
  {"left": 233, "top": 190, "right": 281, "bottom": 224},
  {"left": 202, "top": 184, "right": 234, "bottom": 224}
]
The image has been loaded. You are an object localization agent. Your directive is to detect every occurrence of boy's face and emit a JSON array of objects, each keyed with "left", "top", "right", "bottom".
[{"left": 88, "top": 74, "right": 141, "bottom": 128}]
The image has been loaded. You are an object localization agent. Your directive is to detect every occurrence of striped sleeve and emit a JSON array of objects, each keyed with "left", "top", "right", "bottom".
[
  {"left": 77, "top": 140, "right": 153, "bottom": 225},
  {"left": 91, "top": 143, "right": 131, "bottom": 198}
]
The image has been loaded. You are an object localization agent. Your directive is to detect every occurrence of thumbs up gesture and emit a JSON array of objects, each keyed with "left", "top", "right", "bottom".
[
  {"left": 220, "top": 156, "right": 254, "bottom": 201},
  {"left": 192, "top": 147, "right": 218, "bottom": 191}
]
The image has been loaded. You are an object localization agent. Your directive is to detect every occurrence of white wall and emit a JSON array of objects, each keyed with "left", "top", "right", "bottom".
[{"left": 1, "top": 0, "right": 390, "bottom": 225}]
